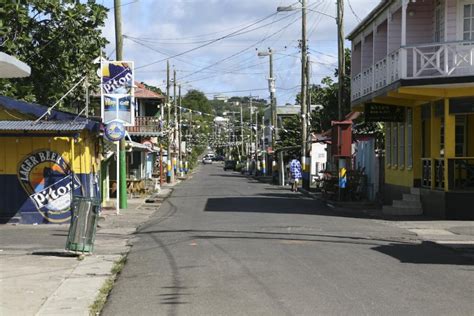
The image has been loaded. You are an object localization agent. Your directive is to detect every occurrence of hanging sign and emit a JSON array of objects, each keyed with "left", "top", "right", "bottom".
[
  {"left": 101, "top": 61, "right": 135, "bottom": 126},
  {"left": 17, "top": 150, "right": 82, "bottom": 223},
  {"left": 364, "top": 103, "right": 405, "bottom": 122},
  {"left": 104, "top": 120, "right": 126, "bottom": 141}
]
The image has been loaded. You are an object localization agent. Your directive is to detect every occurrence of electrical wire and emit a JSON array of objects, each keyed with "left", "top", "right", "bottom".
[
  {"left": 347, "top": 0, "right": 362, "bottom": 22},
  {"left": 134, "top": 11, "right": 281, "bottom": 70},
  {"left": 179, "top": 13, "right": 302, "bottom": 80}
]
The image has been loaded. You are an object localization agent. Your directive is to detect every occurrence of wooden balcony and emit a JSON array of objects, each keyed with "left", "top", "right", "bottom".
[
  {"left": 351, "top": 41, "right": 474, "bottom": 102},
  {"left": 126, "top": 116, "right": 164, "bottom": 136}
]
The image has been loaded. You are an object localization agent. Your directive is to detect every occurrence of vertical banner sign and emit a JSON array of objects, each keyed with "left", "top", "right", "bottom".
[{"left": 101, "top": 61, "right": 135, "bottom": 126}]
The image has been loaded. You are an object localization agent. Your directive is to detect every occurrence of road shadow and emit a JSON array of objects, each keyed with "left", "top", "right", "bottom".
[
  {"left": 204, "top": 197, "right": 323, "bottom": 215},
  {"left": 204, "top": 196, "right": 375, "bottom": 219},
  {"left": 256, "top": 193, "right": 308, "bottom": 199},
  {"left": 135, "top": 228, "right": 407, "bottom": 246},
  {"left": 372, "top": 241, "right": 474, "bottom": 265},
  {"left": 208, "top": 173, "right": 246, "bottom": 178}
]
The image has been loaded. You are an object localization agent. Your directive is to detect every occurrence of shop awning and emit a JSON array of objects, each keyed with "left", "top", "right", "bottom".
[
  {"left": 126, "top": 140, "right": 158, "bottom": 152},
  {"left": 0, "top": 53, "right": 31, "bottom": 78}
]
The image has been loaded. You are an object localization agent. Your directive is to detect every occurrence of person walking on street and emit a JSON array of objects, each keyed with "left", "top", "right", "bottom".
[{"left": 289, "top": 155, "right": 302, "bottom": 192}]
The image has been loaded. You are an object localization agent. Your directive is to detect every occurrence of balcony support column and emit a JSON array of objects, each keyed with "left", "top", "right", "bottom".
[
  {"left": 444, "top": 98, "right": 455, "bottom": 191},
  {"left": 430, "top": 102, "right": 441, "bottom": 190},
  {"left": 400, "top": 0, "right": 409, "bottom": 79}
]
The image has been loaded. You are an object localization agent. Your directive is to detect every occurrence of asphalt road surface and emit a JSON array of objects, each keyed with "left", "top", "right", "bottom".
[{"left": 103, "top": 163, "right": 474, "bottom": 316}]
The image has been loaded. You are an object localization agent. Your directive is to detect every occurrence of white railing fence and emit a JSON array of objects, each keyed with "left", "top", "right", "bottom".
[{"left": 351, "top": 41, "right": 474, "bottom": 101}]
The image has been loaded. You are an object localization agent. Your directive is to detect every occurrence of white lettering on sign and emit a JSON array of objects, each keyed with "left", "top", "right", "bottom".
[{"left": 103, "top": 71, "right": 132, "bottom": 94}]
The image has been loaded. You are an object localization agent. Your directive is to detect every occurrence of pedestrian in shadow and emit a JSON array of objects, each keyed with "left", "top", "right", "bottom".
[{"left": 289, "top": 155, "right": 302, "bottom": 192}]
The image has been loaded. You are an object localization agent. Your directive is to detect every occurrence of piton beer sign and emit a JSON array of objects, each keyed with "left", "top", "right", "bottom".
[
  {"left": 100, "top": 61, "right": 135, "bottom": 126},
  {"left": 17, "top": 150, "right": 82, "bottom": 223}
]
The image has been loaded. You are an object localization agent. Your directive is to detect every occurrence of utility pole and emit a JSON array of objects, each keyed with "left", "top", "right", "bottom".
[
  {"left": 114, "top": 0, "right": 127, "bottom": 210},
  {"left": 240, "top": 102, "right": 244, "bottom": 158},
  {"left": 166, "top": 60, "right": 172, "bottom": 183},
  {"left": 114, "top": 0, "right": 123, "bottom": 61},
  {"left": 269, "top": 49, "right": 276, "bottom": 152},
  {"left": 172, "top": 68, "right": 177, "bottom": 180},
  {"left": 249, "top": 97, "right": 253, "bottom": 158},
  {"left": 307, "top": 56, "right": 312, "bottom": 152},
  {"left": 300, "top": 0, "right": 309, "bottom": 189},
  {"left": 337, "top": 0, "right": 345, "bottom": 120},
  {"left": 178, "top": 84, "right": 182, "bottom": 177}
]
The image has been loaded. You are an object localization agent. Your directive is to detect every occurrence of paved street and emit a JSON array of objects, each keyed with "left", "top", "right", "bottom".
[{"left": 103, "top": 164, "right": 474, "bottom": 316}]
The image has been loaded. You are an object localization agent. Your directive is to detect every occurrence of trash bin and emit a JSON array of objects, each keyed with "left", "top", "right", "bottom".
[{"left": 65, "top": 196, "right": 100, "bottom": 253}]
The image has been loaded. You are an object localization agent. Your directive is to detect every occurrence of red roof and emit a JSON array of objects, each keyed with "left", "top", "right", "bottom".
[{"left": 134, "top": 82, "right": 165, "bottom": 99}]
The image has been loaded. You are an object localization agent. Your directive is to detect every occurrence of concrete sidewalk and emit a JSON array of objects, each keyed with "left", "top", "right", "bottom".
[
  {"left": 0, "top": 186, "right": 174, "bottom": 316},
  {"left": 297, "top": 187, "right": 474, "bottom": 260}
]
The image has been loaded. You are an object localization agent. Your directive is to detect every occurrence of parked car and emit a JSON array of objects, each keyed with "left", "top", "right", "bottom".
[
  {"left": 202, "top": 156, "right": 213, "bottom": 164},
  {"left": 223, "top": 160, "right": 237, "bottom": 171},
  {"left": 212, "top": 155, "right": 225, "bottom": 162}
]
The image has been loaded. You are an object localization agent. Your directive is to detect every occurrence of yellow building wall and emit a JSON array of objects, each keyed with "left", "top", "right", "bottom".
[
  {"left": 384, "top": 106, "right": 417, "bottom": 188},
  {"left": 0, "top": 131, "right": 98, "bottom": 176}
]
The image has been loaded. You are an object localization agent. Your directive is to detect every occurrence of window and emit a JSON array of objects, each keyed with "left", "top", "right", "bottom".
[
  {"left": 440, "top": 121, "right": 445, "bottom": 157},
  {"left": 455, "top": 115, "right": 467, "bottom": 157},
  {"left": 463, "top": 4, "right": 474, "bottom": 41},
  {"left": 407, "top": 109, "right": 413, "bottom": 168},
  {"left": 386, "top": 123, "right": 391, "bottom": 165},
  {"left": 434, "top": 0, "right": 444, "bottom": 42},
  {"left": 399, "top": 122, "right": 405, "bottom": 168},
  {"left": 392, "top": 123, "right": 398, "bottom": 166}
]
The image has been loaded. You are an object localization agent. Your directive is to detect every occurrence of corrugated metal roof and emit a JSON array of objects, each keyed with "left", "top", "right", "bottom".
[
  {"left": 0, "top": 120, "right": 89, "bottom": 131},
  {"left": 0, "top": 96, "right": 100, "bottom": 132}
]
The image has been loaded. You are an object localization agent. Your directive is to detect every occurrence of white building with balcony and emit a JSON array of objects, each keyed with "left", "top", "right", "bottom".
[{"left": 349, "top": 0, "right": 474, "bottom": 219}]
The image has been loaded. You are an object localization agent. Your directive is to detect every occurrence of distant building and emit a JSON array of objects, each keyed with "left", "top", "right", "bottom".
[{"left": 213, "top": 94, "right": 228, "bottom": 102}]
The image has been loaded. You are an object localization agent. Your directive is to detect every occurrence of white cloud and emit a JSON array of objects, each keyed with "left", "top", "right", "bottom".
[{"left": 101, "top": 0, "right": 381, "bottom": 103}]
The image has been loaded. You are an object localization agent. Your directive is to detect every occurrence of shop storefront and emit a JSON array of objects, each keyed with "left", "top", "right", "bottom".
[{"left": 0, "top": 96, "right": 101, "bottom": 224}]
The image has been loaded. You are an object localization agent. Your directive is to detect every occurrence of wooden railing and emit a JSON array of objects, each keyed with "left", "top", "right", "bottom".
[
  {"left": 126, "top": 116, "right": 163, "bottom": 134},
  {"left": 406, "top": 41, "right": 474, "bottom": 78},
  {"left": 448, "top": 158, "right": 474, "bottom": 191},
  {"left": 421, "top": 158, "right": 444, "bottom": 190},
  {"left": 421, "top": 158, "right": 432, "bottom": 188},
  {"left": 351, "top": 41, "right": 474, "bottom": 101},
  {"left": 434, "top": 159, "right": 444, "bottom": 190}
]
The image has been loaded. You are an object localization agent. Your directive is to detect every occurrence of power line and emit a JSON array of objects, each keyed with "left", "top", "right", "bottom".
[
  {"left": 133, "top": 11, "right": 280, "bottom": 70},
  {"left": 127, "top": 2, "right": 300, "bottom": 42},
  {"left": 180, "top": 12, "right": 302, "bottom": 80},
  {"left": 125, "top": 11, "right": 299, "bottom": 46},
  {"left": 347, "top": 0, "right": 361, "bottom": 22}
]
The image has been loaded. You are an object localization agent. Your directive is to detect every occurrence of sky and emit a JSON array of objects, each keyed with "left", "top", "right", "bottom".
[{"left": 100, "top": 0, "right": 380, "bottom": 106}]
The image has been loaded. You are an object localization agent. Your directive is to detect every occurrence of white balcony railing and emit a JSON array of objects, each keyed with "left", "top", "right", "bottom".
[{"left": 351, "top": 41, "right": 474, "bottom": 102}]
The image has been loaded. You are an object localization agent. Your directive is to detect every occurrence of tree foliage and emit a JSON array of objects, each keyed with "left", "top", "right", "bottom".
[
  {"left": 277, "top": 115, "right": 301, "bottom": 159},
  {"left": 182, "top": 89, "right": 211, "bottom": 114},
  {"left": 0, "top": 0, "right": 108, "bottom": 110},
  {"left": 298, "top": 48, "right": 352, "bottom": 133}
]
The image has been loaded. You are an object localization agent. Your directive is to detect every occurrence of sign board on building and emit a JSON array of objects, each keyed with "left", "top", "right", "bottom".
[
  {"left": 101, "top": 61, "right": 135, "bottom": 126},
  {"left": 449, "top": 98, "right": 474, "bottom": 114},
  {"left": 17, "top": 150, "right": 82, "bottom": 223},
  {"left": 364, "top": 103, "right": 405, "bottom": 122}
]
